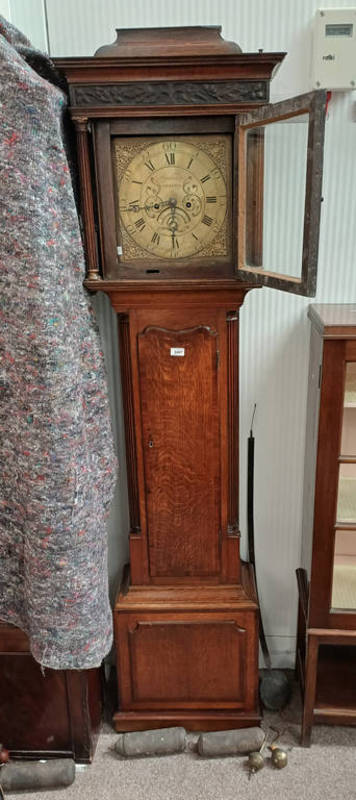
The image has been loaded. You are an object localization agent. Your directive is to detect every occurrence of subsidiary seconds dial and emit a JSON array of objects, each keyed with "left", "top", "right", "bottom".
[{"left": 118, "top": 138, "right": 228, "bottom": 260}]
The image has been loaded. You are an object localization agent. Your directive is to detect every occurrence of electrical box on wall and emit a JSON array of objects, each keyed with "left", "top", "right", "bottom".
[{"left": 312, "top": 8, "right": 356, "bottom": 89}]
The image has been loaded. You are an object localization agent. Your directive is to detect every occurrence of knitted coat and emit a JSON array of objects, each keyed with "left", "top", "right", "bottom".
[{"left": 0, "top": 17, "right": 117, "bottom": 669}]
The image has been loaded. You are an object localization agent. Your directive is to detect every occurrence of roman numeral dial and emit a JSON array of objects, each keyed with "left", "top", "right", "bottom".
[{"left": 113, "top": 134, "right": 230, "bottom": 262}]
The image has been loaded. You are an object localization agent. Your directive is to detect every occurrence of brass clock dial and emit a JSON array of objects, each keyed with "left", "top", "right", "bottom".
[{"left": 112, "top": 135, "right": 231, "bottom": 262}]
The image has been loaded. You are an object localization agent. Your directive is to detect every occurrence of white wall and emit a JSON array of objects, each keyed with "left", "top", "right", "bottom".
[{"left": 6, "top": 0, "right": 356, "bottom": 666}]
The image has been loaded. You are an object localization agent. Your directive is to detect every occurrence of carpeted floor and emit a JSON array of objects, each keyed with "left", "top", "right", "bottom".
[{"left": 8, "top": 683, "right": 356, "bottom": 800}]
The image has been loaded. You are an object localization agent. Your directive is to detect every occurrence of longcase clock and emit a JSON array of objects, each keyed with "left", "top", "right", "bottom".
[{"left": 57, "top": 26, "right": 326, "bottom": 731}]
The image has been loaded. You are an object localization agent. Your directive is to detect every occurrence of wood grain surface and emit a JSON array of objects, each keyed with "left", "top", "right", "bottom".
[{"left": 138, "top": 325, "right": 220, "bottom": 577}]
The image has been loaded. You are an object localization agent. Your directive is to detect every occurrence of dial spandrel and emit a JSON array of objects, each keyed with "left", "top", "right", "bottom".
[{"left": 112, "top": 135, "right": 231, "bottom": 262}]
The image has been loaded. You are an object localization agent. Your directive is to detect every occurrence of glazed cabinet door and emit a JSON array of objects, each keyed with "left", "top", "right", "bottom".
[
  {"left": 331, "top": 343, "right": 356, "bottom": 620},
  {"left": 309, "top": 338, "right": 356, "bottom": 628}
]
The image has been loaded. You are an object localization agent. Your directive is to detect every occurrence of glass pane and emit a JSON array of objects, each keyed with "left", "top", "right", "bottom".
[
  {"left": 341, "top": 363, "right": 356, "bottom": 455},
  {"left": 336, "top": 463, "right": 356, "bottom": 523},
  {"left": 341, "top": 408, "right": 356, "bottom": 456},
  {"left": 245, "top": 113, "right": 309, "bottom": 278},
  {"left": 332, "top": 529, "right": 356, "bottom": 610},
  {"left": 344, "top": 362, "right": 356, "bottom": 404}
]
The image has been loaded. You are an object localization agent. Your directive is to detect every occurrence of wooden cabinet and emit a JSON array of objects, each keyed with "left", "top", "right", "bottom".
[
  {"left": 296, "top": 304, "right": 356, "bottom": 745},
  {"left": 56, "top": 26, "right": 326, "bottom": 733},
  {"left": 0, "top": 624, "right": 102, "bottom": 762}
]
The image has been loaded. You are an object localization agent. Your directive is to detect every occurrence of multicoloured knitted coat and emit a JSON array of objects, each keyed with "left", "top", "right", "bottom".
[{"left": 0, "top": 17, "right": 117, "bottom": 669}]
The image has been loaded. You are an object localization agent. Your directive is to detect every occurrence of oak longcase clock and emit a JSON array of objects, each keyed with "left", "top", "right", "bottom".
[{"left": 57, "top": 26, "right": 326, "bottom": 731}]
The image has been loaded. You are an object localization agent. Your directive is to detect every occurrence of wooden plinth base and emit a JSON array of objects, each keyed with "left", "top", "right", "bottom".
[
  {"left": 114, "top": 563, "right": 260, "bottom": 731},
  {"left": 113, "top": 708, "right": 261, "bottom": 732},
  {"left": 0, "top": 623, "right": 102, "bottom": 762}
]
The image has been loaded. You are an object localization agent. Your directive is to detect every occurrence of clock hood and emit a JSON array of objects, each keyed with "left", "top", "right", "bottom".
[{"left": 94, "top": 26, "right": 242, "bottom": 58}]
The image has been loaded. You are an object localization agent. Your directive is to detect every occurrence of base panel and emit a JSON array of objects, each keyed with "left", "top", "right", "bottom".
[
  {"left": 113, "top": 709, "right": 261, "bottom": 732},
  {"left": 114, "top": 567, "right": 260, "bottom": 730}
]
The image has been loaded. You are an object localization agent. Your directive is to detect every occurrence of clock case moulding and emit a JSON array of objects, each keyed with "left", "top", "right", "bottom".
[{"left": 55, "top": 26, "right": 326, "bottom": 732}]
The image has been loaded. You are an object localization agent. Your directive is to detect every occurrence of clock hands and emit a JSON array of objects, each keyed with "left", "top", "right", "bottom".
[
  {"left": 166, "top": 198, "right": 179, "bottom": 253},
  {"left": 121, "top": 191, "right": 205, "bottom": 255},
  {"left": 122, "top": 195, "right": 181, "bottom": 242},
  {"left": 120, "top": 199, "right": 171, "bottom": 213},
  {"left": 121, "top": 194, "right": 195, "bottom": 228}
]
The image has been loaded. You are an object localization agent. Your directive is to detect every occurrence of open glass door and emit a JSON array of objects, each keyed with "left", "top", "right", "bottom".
[{"left": 237, "top": 90, "right": 326, "bottom": 296}]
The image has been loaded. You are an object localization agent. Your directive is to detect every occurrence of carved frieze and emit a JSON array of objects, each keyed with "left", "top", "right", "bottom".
[{"left": 71, "top": 80, "right": 268, "bottom": 107}]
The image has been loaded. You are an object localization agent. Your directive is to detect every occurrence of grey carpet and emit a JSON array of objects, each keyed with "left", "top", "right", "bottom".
[{"left": 8, "top": 686, "right": 356, "bottom": 799}]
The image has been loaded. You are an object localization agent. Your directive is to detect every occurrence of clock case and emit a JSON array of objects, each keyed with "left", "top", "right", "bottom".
[{"left": 56, "top": 26, "right": 326, "bottom": 731}]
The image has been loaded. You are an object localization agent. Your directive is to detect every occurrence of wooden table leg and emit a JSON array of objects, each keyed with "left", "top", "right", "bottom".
[{"left": 301, "top": 632, "right": 319, "bottom": 747}]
